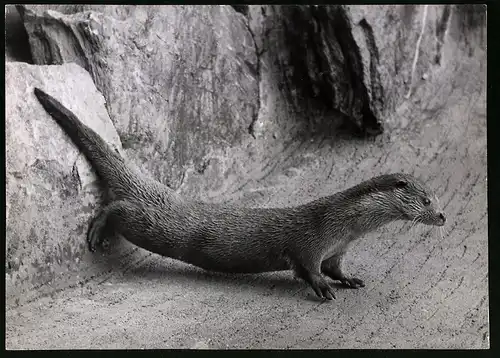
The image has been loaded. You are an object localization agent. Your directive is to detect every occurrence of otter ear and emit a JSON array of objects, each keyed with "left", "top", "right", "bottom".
[{"left": 395, "top": 180, "right": 407, "bottom": 188}]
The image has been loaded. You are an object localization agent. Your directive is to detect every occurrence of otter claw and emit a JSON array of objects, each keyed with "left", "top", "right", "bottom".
[
  {"left": 87, "top": 212, "right": 106, "bottom": 252},
  {"left": 341, "top": 277, "right": 365, "bottom": 288},
  {"left": 87, "top": 235, "right": 99, "bottom": 253},
  {"left": 311, "top": 281, "right": 336, "bottom": 300},
  {"left": 323, "top": 289, "right": 336, "bottom": 300}
]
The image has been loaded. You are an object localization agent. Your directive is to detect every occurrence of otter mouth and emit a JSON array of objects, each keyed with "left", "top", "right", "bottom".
[
  {"left": 399, "top": 210, "right": 412, "bottom": 221},
  {"left": 435, "top": 212, "right": 446, "bottom": 226},
  {"left": 432, "top": 212, "right": 446, "bottom": 226},
  {"left": 408, "top": 212, "right": 446, "bottom": 227},
  {"left": 422, "top": 212, "right": 447, "bottom": 227}
]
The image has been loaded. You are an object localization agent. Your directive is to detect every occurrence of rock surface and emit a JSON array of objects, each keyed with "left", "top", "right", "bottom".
[
  {"left": 17, "top": 4, "right": 262, "bottom": 195},
  {"left": 246, "top": 5, "right": 486, "bottom": 136},
  {"left": 6, "top": 4, "right": 488, "bottom": 349},
  {"left": 5, "top": 62, "right": 133, "bottom": 305}
]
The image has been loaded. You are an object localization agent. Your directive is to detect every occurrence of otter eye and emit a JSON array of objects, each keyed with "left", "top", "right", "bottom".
[
  {"left": 423, "top": 198, "right": 431, "bottom": 206},
  {"left": 395, "top": 180, "right": 407, "bottom": 188}
]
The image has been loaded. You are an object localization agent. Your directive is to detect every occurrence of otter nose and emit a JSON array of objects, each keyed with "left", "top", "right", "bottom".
[{"left": 438, "top": 213, "right": 446, "bottom": 223}]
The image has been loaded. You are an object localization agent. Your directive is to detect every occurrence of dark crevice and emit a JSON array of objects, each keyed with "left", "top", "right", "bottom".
[
  {"left": 6, "top": 5, "right": 34, "bottom": 63},
  {"left": 454, "top": 4, "right": 486, "bottom": 53},
  {"left": 434, "top": 5, "right": 452, "bottom": 65},
  {"left": 231, "top": 5, "right": 249, "bottom": 17},
  {"left": 455, "top": 4, "right": 486, "bottom": 30},
  {"left": 359, "top": 18, "right": 384, "bottom": 135},
  {"left": 245, "top": 17, "right": 262, "bottom": 139},
  {"left": 281, "top": 6, "right": 334, "bottom": 115},
  {"left": 323, "top": 7, "right": 382, "bottom": 135},
  {"left": 282, "top": 5, "right": 382, "bottom": 136},
  {"left": 309, "top": 8, "right": 344, "bottom": 108},
  {"left": 16, "top": 5, "right": 107, "bottom": 89},
  {"left": 35, "top": 28, "right": 55, "bottom": 64}
]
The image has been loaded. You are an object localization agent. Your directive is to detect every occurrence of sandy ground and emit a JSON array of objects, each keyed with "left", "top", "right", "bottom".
[{"left": 5, "top": 50, "right": 488, "bottom": 349}]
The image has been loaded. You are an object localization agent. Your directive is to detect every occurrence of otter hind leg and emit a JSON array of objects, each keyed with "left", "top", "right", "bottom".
[
  {"left": 321, "top": 254, "right": 365, "bottom": 289},
  {"left": 293, "top": 260, "right": 336, "bottom": 300},
  {"left": 87, "top": 200, "right": 128, "bottom": 252}
]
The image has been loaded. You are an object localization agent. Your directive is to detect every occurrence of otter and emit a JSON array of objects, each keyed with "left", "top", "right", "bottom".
[{"left": 33, "top": 87, "right": 446, "bottom": 300}]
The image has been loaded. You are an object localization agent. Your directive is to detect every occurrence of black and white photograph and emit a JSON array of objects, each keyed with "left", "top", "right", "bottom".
[{"left": 5, "top": 4, "right": 488, "bottom": 350}]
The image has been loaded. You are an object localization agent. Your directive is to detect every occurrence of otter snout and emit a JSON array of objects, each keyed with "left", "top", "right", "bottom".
[
  {"left": 416, "top": 211, "right": 446, "bottom": 226},
  {"left": 437, "top": 212, "right": 446, "bottom": 226}
]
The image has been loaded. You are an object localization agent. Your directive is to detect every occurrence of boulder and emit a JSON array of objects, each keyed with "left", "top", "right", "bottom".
[
  {"left": 246, "top": 5, "right": 486, "bottom": 135},
  {"left": 5, "top": 62, "right": 131, "bottom": 305},
  {"left": 14, "top": 5, "right": 487, "bottom": 138},
  {"left": 17, "top": 5, "right": 261, "bottom": 196}
]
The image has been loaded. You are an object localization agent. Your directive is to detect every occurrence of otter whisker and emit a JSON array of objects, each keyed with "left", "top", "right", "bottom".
[
  {"left": 408, "top": 217, "right": 417, "bottom": 234},
  {"left": 434, "top": 193, "right": 443, "bottom": 213},
  {"left": 409, "top": 214, "right": 421, "bottom": 234},
  {"left": 413, "top": 214, "right": 425, "bottom": 236},
  {"left": 394, "top": 214, "right": 408, "bottom": 233},
  {"left": 433, "top": 227, "right": 445, "bottom": 252},
  {"left": 440, "top": 225, "right": 450, "bottom": 241},
  {"left": 439, "top": 226, "right": 444, "bottom": 241},
  {"left": 397, "top": 216, "right": 409, "bottom": 233},
  {"left": 409, "top": 216, "right": 418, "bottom": 229},
  {"left": 439, "top": 227, "right": 448, "bottom": 243}
]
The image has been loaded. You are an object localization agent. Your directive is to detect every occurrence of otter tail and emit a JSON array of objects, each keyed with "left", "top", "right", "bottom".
[{"left": 33, "top": 87, "right": 129, "bottom": 185}]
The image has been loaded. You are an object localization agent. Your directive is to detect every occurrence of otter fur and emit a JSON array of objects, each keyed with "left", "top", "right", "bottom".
[{"left": 33, "top": 87, "right": 446, "bottom": 300}]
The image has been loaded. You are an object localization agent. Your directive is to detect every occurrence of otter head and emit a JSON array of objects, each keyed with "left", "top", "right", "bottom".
[{"left": 385, "top": 173, "right": 446, "bottom": 227}]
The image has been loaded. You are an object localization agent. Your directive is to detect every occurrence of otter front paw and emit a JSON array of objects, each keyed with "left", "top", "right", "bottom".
[
  {"left": 340, "top": 277, "right": 365, "bottom": 289},
  {"left": 310, "top": 277, "right": 336, "bottom": 300}
]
